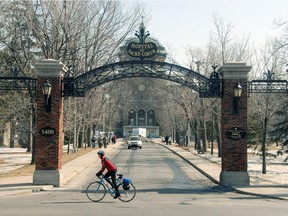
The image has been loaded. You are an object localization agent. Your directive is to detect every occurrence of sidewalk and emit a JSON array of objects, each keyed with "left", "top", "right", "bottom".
[
  {"left": 162, "top": 143, "right": 288, "bottom": 201},
  {"left": 0, "top": 140, "right": 122, "bottom": 198},
  {"left": 0, "top": 140, "right": 287, "bottom": 200}
]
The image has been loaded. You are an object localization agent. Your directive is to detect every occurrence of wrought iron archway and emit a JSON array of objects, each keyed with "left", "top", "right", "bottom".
[
  {"left": 0, "top": 76, "right": 36, "bottom": 92},
  {"left": 248, "top": 69, "right": 288, "bottom": 94},
  {"left": 62, "top": 60, "right": 222, "bottom": 98},
  {"left": 1, "top": 64, "right": 287, "bottom": 97}
]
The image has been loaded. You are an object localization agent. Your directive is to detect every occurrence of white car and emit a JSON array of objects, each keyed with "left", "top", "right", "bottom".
[{"left": 128, "top": 136, "right": 143, "bottom": 149}]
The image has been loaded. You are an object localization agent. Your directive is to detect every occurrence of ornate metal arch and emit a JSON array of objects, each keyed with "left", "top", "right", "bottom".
[
  {"left": 0, "top": 77, "right": 36, "bottom": 91},
  {"left": 63, "top": 60, "right": 222, "bottom": 98},
  {"left": 248, "top": 70, "right": 288, "bottom": 94}
]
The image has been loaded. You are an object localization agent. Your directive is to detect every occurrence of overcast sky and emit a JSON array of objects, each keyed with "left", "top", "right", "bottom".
[{"left": 132, "top": 0, "right": 288, "bottom": 65}]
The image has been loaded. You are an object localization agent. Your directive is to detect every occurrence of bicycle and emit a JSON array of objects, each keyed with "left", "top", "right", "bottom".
[{"left": 86, "top": 174, "right": 136, "bottom": 202}]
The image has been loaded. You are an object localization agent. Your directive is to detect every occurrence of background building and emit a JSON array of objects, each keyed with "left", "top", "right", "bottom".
[{"left": 117, "top": 22, "right": 167, "bottom": 138}]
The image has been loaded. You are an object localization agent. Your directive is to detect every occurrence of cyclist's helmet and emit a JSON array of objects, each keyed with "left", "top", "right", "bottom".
[{"left": 97, "top": 150, "right": 105, "bottom": 157}]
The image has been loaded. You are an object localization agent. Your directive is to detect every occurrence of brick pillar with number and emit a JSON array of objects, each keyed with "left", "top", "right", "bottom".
[
  {"left": 33, "top": 59, "right": 66, "bottom": 187},
  {"left": 219, "top": 62, "right": 252, "bottom": 186}
]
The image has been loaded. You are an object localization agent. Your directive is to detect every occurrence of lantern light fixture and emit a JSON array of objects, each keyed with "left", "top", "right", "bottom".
[
  {"left": 233, "top": 82, "right": 242, "bottom": 114},
  {"left": 42, "top": 80, "right": 52, "bottom": 112}
]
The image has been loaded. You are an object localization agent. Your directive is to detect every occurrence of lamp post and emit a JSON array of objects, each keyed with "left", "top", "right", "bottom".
[
  {"left": 211, "top": 112, "right": 214, "bottom": 155},
  {"left": 195, "top": 60, "right": 203, "bottom": 72},
  {"left": 42, "top": 80, "right": 52, "bottom": 112},
  {"left": 233, "top": 82, "right": 242, "bottom": 114},
  {"left": 103, "top": 94, "right": 110, "bottom": 133}
]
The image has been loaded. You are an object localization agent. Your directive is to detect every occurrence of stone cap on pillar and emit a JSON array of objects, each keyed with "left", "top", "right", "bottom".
[
  {"left": 34, "top": 59, "right": 67, "bottom": 77},
  {"left": 219, "top": 62, "right": 252, "bottom": 79}
]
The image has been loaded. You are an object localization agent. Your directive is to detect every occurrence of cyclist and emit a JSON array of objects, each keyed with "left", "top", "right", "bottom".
[{"left": 96, "top": 150, "right": 120, "bottom": 199}]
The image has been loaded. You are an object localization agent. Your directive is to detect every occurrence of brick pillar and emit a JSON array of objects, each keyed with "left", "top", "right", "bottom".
[
  {"left": 219, "top": 62, "right": 252, "bottom": 186},
  {"left": 33, "top": 59, "right": 66, "bottom": 187}
]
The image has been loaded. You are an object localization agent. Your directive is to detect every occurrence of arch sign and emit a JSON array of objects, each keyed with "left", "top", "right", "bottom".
[
  {"left": 126, "top": 22, "right": 158, "bottom": 60},
  {"left": 127, "top": 42, "right": 157, "bottom": 59}
]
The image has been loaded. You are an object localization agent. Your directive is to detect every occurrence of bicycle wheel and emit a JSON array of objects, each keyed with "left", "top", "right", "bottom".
[
  {"left": 86, "top": 181, "right": 106, "bottom": 202},
  {"left": 118, "top": 182, "right": 136, "bottom": 202}
]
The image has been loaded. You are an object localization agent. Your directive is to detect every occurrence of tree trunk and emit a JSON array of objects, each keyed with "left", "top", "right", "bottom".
[
  {"left": 30, "top": 106, "right": 37, "bottom": 164},
  {"left": 215, "top": 111, "right": 222, "bottom": 157},
  {"left": 9, "top": 120, "right": 15, "bottom": 148},
  {"left": 26, "top": 112, "right": 32, "bottom": 153},
  {"left": 262, "top": 117, "right": 268, "bottom": 174}
]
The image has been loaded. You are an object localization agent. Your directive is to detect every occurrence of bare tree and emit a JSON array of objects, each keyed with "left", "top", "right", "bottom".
[
  {"left": 0, "top": 0, "right": 144, "bottom": 158},
  {"left": 180, "top": 14, "right": 254, "bottom": 155},
  {"left": 211, "top": 14, "right": 252, "bottom": 64}
]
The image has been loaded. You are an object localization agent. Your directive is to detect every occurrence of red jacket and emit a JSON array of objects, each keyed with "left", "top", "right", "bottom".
[{"left": 99, "top": 156, "right": 117, "bottom": 174}]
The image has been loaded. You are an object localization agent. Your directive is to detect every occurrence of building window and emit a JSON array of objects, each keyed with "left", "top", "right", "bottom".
[
  {"left": 147, "top": 110, "right": 155, "bottom": 126},
  {"left": 128, "top": 109, "right": 136, "bottom": 126},
  {"left": 138, "top": 110, "right": 145, "bottom": 126}
]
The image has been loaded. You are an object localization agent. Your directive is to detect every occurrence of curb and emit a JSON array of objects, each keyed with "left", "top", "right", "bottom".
[
  {"left": 0, "top": 185, "right": 54, "bottom": 198},
  {"left": 232, "top": 187, "right": 288, "bottom": 201}
]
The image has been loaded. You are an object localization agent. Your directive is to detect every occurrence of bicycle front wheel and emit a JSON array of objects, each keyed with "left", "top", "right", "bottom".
[
  {"left": 118, "top": 182, "right": 136, "bottom": 202},
  {"left": 86, "top": 181, "right": 106, "bottom": 202}
]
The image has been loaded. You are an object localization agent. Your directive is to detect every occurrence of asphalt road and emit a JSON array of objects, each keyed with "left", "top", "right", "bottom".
[{"left": 1, "top": 141, "right": 287, "bottom": 216}]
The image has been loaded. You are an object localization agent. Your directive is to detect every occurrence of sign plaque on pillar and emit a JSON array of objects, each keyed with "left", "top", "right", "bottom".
[
  {"left": 39, "top": 126, "right": 56, "bottom": 137},
  {"left": 225, "top": 127, "right": 246, "bottom": 140}
]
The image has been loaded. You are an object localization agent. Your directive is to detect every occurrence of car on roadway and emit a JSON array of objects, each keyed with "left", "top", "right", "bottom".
[{"left": 127, "top": 136, "right": 143, "bottom": 149}]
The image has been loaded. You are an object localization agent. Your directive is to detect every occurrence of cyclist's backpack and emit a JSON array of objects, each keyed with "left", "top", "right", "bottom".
[{"left": 122, "top": 178, "right": 131, "bottom": 191}]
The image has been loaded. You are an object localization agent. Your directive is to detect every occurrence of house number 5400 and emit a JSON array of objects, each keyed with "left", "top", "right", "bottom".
[{"left": 39, "top": 127, "right": 56, "bottom": 137}]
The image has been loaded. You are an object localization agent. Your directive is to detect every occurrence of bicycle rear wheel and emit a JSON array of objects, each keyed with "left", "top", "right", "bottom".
[
  {"left": 118, "top": 182, "right": 136, "bottom": 202},
  {"left": 86, "top": 181, "right": 106, "bottom": 202}
]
